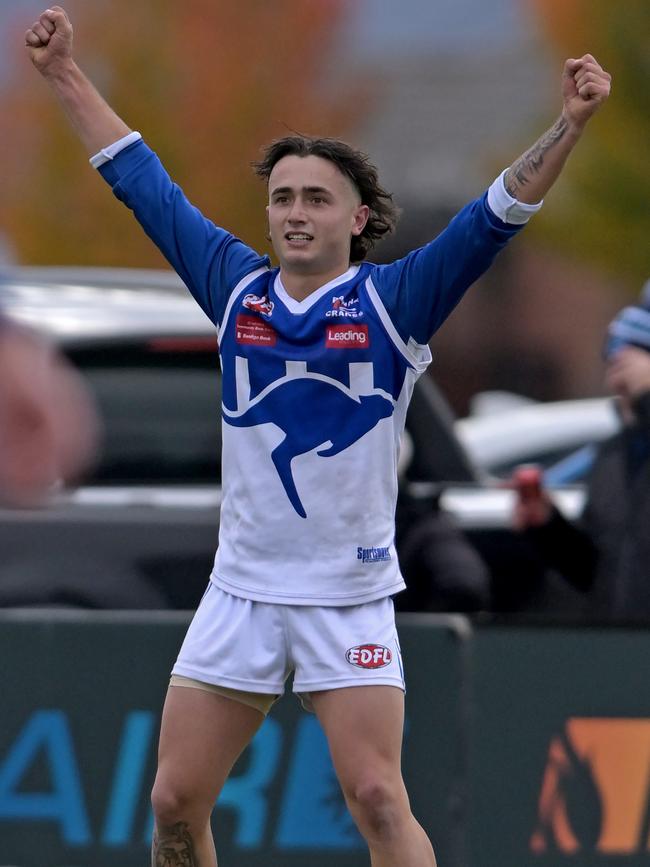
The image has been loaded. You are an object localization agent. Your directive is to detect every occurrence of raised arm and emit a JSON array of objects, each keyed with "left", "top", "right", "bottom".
[
  {"left": 25, "top": 6, "right": 269, "bottom": 326},
  {"left": 25, "top": 6, "right": 129, "bottom": 154},
  {"left": 504, "top": 54, "right": 611, "bottom": 203}
]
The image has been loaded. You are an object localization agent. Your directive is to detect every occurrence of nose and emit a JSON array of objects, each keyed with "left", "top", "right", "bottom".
[{"left": 287, "top": 198, "right": 307, "bottom": 223}]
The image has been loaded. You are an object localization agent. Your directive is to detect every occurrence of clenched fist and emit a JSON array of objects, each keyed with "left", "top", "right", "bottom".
[
  {"left": 561, "top": 54, "right": 611, "bottom": 129},
  {"left": 25, "top": 6, "right": 73, "bottom": 76}
]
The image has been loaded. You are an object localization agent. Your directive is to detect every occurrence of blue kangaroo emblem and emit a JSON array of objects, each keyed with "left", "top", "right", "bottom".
[{"left": 224, "top": 375, "right": 394, "bottom": 518}]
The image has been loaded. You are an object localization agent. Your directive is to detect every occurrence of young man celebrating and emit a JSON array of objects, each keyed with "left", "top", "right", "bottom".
[{"left": 26, "top": 7, "right": 611, "bottom": 865}]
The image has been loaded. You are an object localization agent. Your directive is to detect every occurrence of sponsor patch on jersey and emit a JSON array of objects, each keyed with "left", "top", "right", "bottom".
[
  {"left": 325, "top": 324, "right": 369, "bottom": 348},
  {"left": 346, "top": 644, "right": 393, "bottom": 669},
  {"left": 236, "top": 313, "right": 277, "bottom": 346},
  {"left": 242, "top": 293, "right": 274, "bottom": 317},
  {"left": 357, "top": 546, "right": 391, "bottom": 564},
  {"left": 326, "top": 295, "right": 363, "bottom": 318}
]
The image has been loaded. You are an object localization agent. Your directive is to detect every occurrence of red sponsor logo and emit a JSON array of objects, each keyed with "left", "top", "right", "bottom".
[
  {"left": 236, "top": 313, "right": 277, "bottom": 346},
  {"left": 242, "top": 293, "right": 274, "bottom": 316},
  {"left": 325, "top": 324, "right": 369, "bottom": 348},
  {"left": 346, "top": 644, "right": 393, "bottom": 669}
]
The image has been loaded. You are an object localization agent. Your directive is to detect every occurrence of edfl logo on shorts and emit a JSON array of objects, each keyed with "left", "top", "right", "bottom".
[{"left": 346, "top": 644, "right": 393, "bottom": 669}]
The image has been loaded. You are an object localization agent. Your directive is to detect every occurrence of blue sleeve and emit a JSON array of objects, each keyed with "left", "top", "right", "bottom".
[
  {"left": 371, "top": 192, "right": 524, "bottom": 345},
  {"left": 98, "top": 140, "right": 269, "bottom": 327}
]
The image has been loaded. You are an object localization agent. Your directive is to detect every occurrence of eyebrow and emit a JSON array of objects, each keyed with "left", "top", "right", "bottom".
[{"left": 270, "top": 185, "right": 332, "bottom": 197}]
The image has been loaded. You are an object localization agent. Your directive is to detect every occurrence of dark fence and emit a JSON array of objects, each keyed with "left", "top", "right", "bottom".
[{"left": 0, "top": 611, "right": 648, "bottom": 867}]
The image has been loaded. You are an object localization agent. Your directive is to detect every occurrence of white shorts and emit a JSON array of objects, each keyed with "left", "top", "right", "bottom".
[{"left": 172, "top": 583, "right": 405, "bottom": 708}]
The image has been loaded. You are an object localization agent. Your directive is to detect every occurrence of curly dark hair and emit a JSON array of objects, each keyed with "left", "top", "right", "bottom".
[{"left": 252, "top": 135, "right": 399, "bottom": 263}]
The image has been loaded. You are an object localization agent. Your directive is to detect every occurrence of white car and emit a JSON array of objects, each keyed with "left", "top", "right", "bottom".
[{"left": 455, "top": 393, "right": 620, "bottom": 484}]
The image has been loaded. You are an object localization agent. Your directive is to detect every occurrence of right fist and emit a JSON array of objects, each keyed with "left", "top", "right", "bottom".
[{"left": 25, "top": 6, "right": 73, "bottom": 74}]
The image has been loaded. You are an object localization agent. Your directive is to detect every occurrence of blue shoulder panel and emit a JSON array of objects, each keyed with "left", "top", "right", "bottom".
[
  {"left": 98, "top": 141, "right": 269, "bottom": 327},
  {"left": 370, "top": 192, "right": 523, "bottom": 345}
]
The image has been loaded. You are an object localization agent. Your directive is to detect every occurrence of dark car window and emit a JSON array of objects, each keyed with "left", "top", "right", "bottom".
[
  {"left": 68, "top": 342, "right": 222, "bottom": 484},
  {"left": 66, "top": 341, "right": 475, "bottom": 488}
]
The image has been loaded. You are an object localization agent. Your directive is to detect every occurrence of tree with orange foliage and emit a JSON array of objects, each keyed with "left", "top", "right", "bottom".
[
  {"left": 530, "top": 0, "right": 650, "bottom": 288},
  {"left": 1, "top": 0, "right": 358, "bottom": 266}
]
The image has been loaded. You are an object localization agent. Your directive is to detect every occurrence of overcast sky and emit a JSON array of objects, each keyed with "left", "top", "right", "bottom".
[{"left": 341, "top": 0, "right": 530, "bottom": 58}]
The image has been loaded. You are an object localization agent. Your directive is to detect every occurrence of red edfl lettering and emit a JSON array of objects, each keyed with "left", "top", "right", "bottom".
[{"left": 345, "top": 644, "right": 392, "bottom": 669}]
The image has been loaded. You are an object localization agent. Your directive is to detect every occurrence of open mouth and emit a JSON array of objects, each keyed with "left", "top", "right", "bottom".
[{"left": 285, "top": 233, "right": 314, "bottom": 243}]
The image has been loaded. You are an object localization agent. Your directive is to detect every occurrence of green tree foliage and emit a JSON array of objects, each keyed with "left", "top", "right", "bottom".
[
  {"left": 530, "top": 0, "right": 650, "bottom": 289},
  {"left": 0, "top": 0, "right": 358, "bottom": 266}
]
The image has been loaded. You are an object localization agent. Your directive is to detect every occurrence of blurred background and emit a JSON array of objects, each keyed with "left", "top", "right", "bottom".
[
  {"left": 1, "top": 6, "right": 650, "bottom": 865},
  {"left": 2, "top": 0, "right": 648, "bottom": 414}
]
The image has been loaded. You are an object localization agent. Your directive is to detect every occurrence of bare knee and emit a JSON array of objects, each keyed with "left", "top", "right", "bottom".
[
  {"left": 151, "top": 774, "right": 212, "bottom": 828},
  {"left": 346, "top": 775, "right": 410, "bottom": 842}
]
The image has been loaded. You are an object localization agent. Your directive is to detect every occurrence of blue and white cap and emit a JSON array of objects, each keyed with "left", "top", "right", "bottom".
[{"left": 604, "top": 281, "right": 650, "bottom": 360}]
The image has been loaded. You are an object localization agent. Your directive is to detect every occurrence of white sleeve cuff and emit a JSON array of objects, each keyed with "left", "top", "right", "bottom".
[
  {"left": 486, "top": 169, "right": 543, "bottom": 225},
  {"left": 89, "top": 131, "right": 142, "bottom": 169}
]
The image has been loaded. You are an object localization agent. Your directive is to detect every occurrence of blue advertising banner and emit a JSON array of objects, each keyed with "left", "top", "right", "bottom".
[
  {"left": 4, "top": 612, "right": 648, "bottom": 867},
  {"left": 0, "top": 610, "right": 470, "bottom": 867}
]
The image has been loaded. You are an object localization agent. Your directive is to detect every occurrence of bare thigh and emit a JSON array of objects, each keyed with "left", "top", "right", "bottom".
[
  {"left": 153, "top": 684, "right": 266, "bottom": 814},
  {"left": 310, "top": 685, "right": 407, "bottom": 794}
]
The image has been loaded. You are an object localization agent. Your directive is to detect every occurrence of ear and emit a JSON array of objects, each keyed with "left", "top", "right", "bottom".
[{"left": 351, "top": 204, "right": 370, "bottom": 237}]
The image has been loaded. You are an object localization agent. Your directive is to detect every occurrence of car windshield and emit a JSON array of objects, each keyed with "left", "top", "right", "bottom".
[{"left": 71, "top": 343, "right": 222, "bottom": 484}]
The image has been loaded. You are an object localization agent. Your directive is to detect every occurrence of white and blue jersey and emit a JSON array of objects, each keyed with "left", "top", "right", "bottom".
[{"left": 96, "top": 136, "right": 539, "bottom": 605}]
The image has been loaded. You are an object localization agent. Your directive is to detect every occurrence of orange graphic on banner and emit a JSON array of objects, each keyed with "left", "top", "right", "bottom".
[{"left": 531, "top": 718, "right": 650, "bottom": 855}]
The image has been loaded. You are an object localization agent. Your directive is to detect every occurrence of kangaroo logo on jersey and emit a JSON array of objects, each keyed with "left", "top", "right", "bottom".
[
  {"left": 326, "top": 295, "right": 363, "bottom": 318},
  {"left": 346, "top": 644, "right": 393, "bottom": 669},
  {"left": 223, "top": 359, "right": 394, "bottom": 518},
  {"left": 242, "top": 293, "right": 274, "bottom": 317}
]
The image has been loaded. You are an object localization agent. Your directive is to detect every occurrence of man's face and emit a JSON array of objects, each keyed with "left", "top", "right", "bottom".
[{"left": 266, "top": 154, "right": 369, "bottom": 279}]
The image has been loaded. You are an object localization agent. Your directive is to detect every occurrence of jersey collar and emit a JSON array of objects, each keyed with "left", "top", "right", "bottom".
[{"left": 274, "top": 266, "right": 360, "bottom": 314}]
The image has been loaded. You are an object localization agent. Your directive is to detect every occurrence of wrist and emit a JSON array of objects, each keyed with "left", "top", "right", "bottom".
[
  {"left": 560, "top": 108, "right": 588, "bottom": 139},
  {"left": 41, "top": 55, "right": 77, "bottom": 85}
]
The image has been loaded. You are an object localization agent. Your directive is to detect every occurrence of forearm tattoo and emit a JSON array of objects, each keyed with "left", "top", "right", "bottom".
[
  {"left": 504, "top": 116, "right": 568, "bottom": 198},
  {"left": 152, "top": 822, "right": 198, "bottom": 867}
]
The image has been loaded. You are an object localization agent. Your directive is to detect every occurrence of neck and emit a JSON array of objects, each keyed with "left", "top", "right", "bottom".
[{"left": 279, "top": 263, "right": 353, "bottom": 301}]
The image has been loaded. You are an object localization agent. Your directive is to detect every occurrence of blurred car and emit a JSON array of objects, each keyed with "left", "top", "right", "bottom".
[
  {"left": 1, "top": 267, "right": 595, "bottom": 617},
  {"left": 0, "top": 266, "right": 483, "bottom": 609},
  {"left": 455, "top": 392, "right": 620, "bottom": 483}
]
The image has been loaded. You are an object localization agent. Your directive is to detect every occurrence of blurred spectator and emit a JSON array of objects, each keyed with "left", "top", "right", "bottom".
[
  {"left": 395, "top": 431, "right": 491, "bottom": 614},
  {"left": 396, "top": 499, "right": 491, "bottom": 613},
  {"left": 0, "top": 316, "right": 99, "bottom": 506},
  {"left": 514, "top": 282, "right": 650, "bottom": 621}
]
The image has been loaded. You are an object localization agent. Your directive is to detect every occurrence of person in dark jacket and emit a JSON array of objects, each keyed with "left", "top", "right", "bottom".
[{"left": 515, "top": 287, "right": 650, "bottom": 621}]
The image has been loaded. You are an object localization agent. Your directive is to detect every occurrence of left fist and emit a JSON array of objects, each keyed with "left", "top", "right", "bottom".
[{"left": 562, "top": 54, "right": 611, "bottom": 129}]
